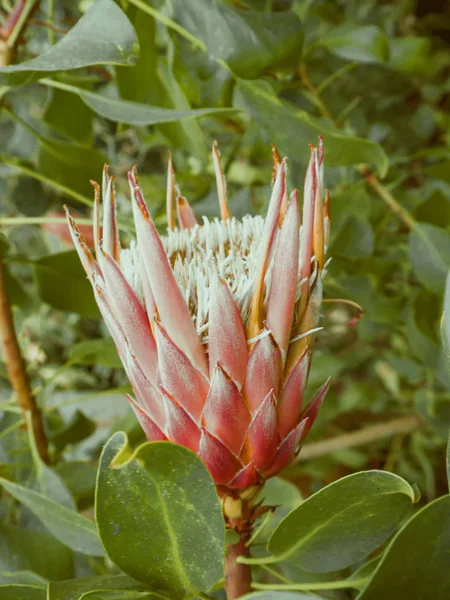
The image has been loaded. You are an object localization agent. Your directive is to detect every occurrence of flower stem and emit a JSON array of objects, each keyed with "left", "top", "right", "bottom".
[
  {"left": 0, "top": 243, "right": 49, "bottom": 463},
  {"left": 225, "top": 533, "right": 252, "bottom": 599}
]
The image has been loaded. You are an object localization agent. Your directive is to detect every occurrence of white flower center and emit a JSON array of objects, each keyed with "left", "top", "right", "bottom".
[{"left": 120, "top": 215, "right": 268, "bottom": 338}]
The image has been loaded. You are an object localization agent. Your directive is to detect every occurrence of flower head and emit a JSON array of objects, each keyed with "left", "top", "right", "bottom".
[{"left": 66, "top": 140, "right": 330, "bottom": 491}]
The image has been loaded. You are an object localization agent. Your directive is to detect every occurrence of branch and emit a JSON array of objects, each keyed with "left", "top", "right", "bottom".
[
  {"left": 0, "top": 244, "right": 49, "bottom": 463},
  {"left": 298, "top": 415, "right": 421, "bottom": 461}
]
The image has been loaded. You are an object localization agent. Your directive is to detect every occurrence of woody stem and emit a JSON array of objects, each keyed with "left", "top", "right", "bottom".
[
  {"left": 0, "top": 244, "right": 49, "bottom": 463},
  {"left": 225, "top": 532, "right": 252, "bottom": 599}
]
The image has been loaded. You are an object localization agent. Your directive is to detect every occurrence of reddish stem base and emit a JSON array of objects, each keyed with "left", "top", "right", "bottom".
[{"left": 224, "top": 537, "right": 252, "bottom": 599}]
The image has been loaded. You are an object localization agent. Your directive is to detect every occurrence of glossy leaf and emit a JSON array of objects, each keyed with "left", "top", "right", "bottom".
[
  {"left": 409, "top": 224, "right": 450, "bottom": 295},
  {"left": 319, "top": 25, "right": 389, "bottom": 64},
  {"left": 235, "top": 80, "right": 388, "bottom": 176},
  {"left": 0, "top": 586, "right": 45, "bottom": 600},
  {"left": 0, "top": 0, "right": 138, "bottom": 85},
  {"left": 96, "top": 433, "right": 225, "bottom": 597},
  {"left": 47, "top": 575, "right": 167, "bottom": 600},
  {"left": 69, "top": 339, "right": 122, "bottom": 369},
  {"left": 0, "top": 524, "right": 73, "bottom": 581},
  {"left": 172, "top": 0, "right": 303, "bottom": 78},
  {"left": 240, "top": 594, "right": 326, "bottom": 600},
  {"left": 0, "top": 478, "right": 104, "bottom": 556},
  {"left": 442, "top": 271, "right": 450, "bottom": 378},
  {"left": 357, "top": 495, "right": 450, "bottom": 599},
  {"left": 266, "top": 471, "right": 417, "bottom": 572},
  {"left": 42, "top": 81, "right": 236, "bottom": 127},
  {"left": 34, "top": 251, "right": 99, "bottom": 317}
]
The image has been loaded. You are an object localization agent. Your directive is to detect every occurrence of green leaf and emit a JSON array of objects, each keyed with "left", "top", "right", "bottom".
[
  {"left": 33, "top": 250, "right": 99, "bottom": 318},
  {"left": 442, "top": 271, "right": 450, "bottom": 378},
  {"left": 47, "top": 575, "right": 165, "bottom": 600},
  {"left": 116, "top": 3, "right": 158, "bottom": 104},
  {"left": 96, "top": 433, "right": 225, "bottom": 597},
  {"left": 69, "top": 338, "right": 122, "bottom": 368},
  {"left": 265, "top": 471, "right": 416, "bottom": 572},
  {"left": 0, "top": 478, "right": 104, "bottom": 556},
  {"left": 331, "top": 216, "right": 374, "bottom": 258},
  {"left": 44, "top": 88, "right": 94, "bottom": 144},
  {"left": 0, "top": 0, "right": 138, "bottom": 86},
  {"left": 319, "top": 25, "right": 389, "bottom": 64},
  {"left": 447, "top": 431, "right": 450, "bottom": 492},
  {"left": 240, "top": 594, "right": 326, "bottom": 600},
  {"left": 389, "top": 37, "right": 431, "bottom": 75},
  {"left": 408, "top": 223, "right": 450, "bottom": 295},
  {"left": 41, "top": 80, "right": 235, "bottom": 127},
  {"left": 0, "top": 586, "right": 45, "bottom": 600},
  {"left": 38, "top": 136, "right": 106, "bottom": 197},
  {"left": 172, "top": 0, "right": 303, "bottom": 78},
  {"left": 357, "top": 494, "right": 450, "bottom": 599},
  {"left": 0, "top": 572, "right": 47, "bottom": 586},
  {"left": 235, "top": 80, "right": 388, "bottom": 176},
  {"left": 0, "top": 523, "right": 74, "bottom": 581},
  {"left": 55, "top": 461, "right": 97, "bottom": 509},
  {"left": 48, "top": 410, "right": 96, "bottom": 451}
]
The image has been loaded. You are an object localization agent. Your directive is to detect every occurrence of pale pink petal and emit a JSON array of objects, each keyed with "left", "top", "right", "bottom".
[
  {"left": 243, "top": 333, "right": 282, "bottom": 412},
  {"left": 176, "top": 192, "right": 199, "bottom": 230},
  {"left": 247, "top": 159, "right": 287, "bottom": 339},
  {"left": 198, "top": 429, "right": 242, "bottom": 485},
  {"left": 317, "top": 135, "right": 324, "bottom": 191},
  {"left": 65, "top": 207, "right": 102, "bottom": 280},
  {"left": 266, "top": 194, "right": 300, "bottom": 360},
  {"left": 154, "top": 321, "right": 209, "bottom": 423},
  {"left": 123, "top": 348, "right": 166, "bottom": 430},
  {"left": 278, "top": 349, "right": 310, "bottom": 437},
  {"left": 127, "top": 394, "right": 166, "bottom": 441},
  {"left": 101, "top": 251, "right": 158, "bottom": 381},
  {"left": 161, "top": 388, "right": 201, "bottom": 452},
  {"left": 102, "top": 174, "right": 120, "bottom": 262},
  {"left": 202, "top": 364, "right": 251, "bottom": 455},
  {"left": 264, "top": 418, "right": 309, "bottom": 478},
  {"left": 300, "top": 149, "right": 317, "bottom": 286},
  {"left": 128, "top": 171, "right": 208, "bottom": 376},
  {"left": 208, "top": 276, "right": 248, "bottom": 386},
  {"left": 299, "top": 377, "right": 331, "bottom": 439},
  {"left": 228, "top": 462, "right": 260, "bottom": 490},
  {"left": 243, "top": 390, "right": 279, "bottom": 471},
  {"left": 91, "top": 180, "right": 101, "bottom": 260}
]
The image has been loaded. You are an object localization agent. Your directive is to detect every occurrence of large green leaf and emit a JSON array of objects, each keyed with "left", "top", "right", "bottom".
[
  {"left": 408, "top": 223, "right": 450, "bottom": 295},
  {"left": 0, "top": 478, "right": 104, "bottom": 556},
  {"left": 96, "top": 433, "right": 225, "bottom": 597},
  {"left": 241, "top": 594, "right": 326, "bottom": 600},
  {"left": 171, "top": 0, "right": 303, "bottom": 78},
  {"left": 34, "top": 250, "right": 99, "bottom": 318},
  {"left": 0, "top": 586, "right": 45, "bottom": 600},
  {"left": 42, "top": 80, "right": 234, "bottom": 127},
  {"left": 0, "top": 523, "right": 73, "bottom": 581},
  {"left": 357, "top": 494, "right": 450, "bottom": 599},
  {"left": 263, "top": 471, "right": 417, "bottom": 572},
  {"left": 47, "top": 575, "right": 167, "bottom": 600},
  {"left": 235, "top": 80, "right": 388, "bottom": 176},
  {"left": 442, "top": 271, "right": 450, "bottom": 377},
  {"left": 318, "top": 25, "right": 389, "bottom": 64},
  {"left": 0, "top": 0, "right": 138, "bottom": 86}
]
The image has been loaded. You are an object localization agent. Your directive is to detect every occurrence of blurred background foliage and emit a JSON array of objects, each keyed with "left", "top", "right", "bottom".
[{"left": 0, "top": 0, "right": 450, "bottom": 585}]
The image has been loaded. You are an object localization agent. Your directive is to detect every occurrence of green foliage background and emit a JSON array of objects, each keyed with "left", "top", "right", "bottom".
[{"left": 0, "top": 0, "right": 450, "bottom": 598}]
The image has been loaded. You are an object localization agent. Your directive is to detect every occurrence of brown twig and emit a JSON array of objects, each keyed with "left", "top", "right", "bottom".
[
  {"left": 298, "top": 415, "right": 421, "bottom": 461},
  {"left": 0, "top": 244, "right": 49, "bottom": 463}
]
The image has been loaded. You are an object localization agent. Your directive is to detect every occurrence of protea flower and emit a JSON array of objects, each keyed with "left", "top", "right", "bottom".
[{"left": 66, "top": 139, "right": 330, "bottom": 493}]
